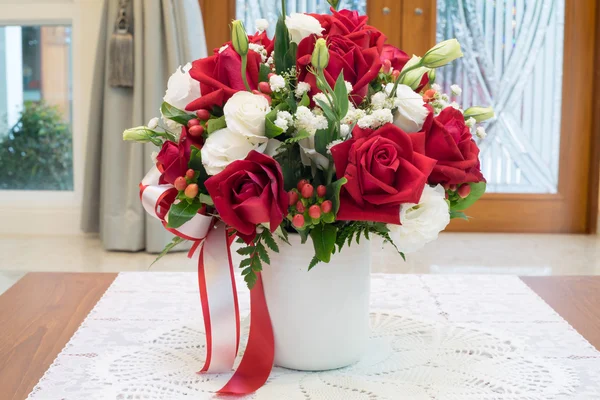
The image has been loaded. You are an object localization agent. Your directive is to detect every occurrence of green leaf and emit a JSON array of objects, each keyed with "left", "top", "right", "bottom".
[
  {"left": 327, "top": 177, "right": 347, "bottom": 215},
  {"left": 188, "top": 146, "right": 209, "bottom": 193},
  {"left": 256, "top": 242, "right": 270, "bottom": 264},
  {"left": 243, "top": 270, "right": 257, "bottom": 289},
  {"left": 263, "top": 230, "right": 280, "bottom": 252},
  {"left": 206, "top": 115, "right": 226, "bottom": 134},
  {"left": 333, "top": 71, "right": 348, "bottom": 119},
  {"left": 450, "top": 210, "right": 469, "bottom": 220},
  {"left": 237, "top": 246, "right": 255, "bottom": 256},
  {"left": 250, "top": 255, "right": 263, "bottom": 272},
  {"left": 274, "top": 16, "right": 291, "bottom": 74},
  {"left": 265, "top": 115, "right": 285, "bottom": 138},
  {"left": 451, "top": 182, "right": 486, "bottom": 211},
  {"left": 315, "top": 99, "right": 337, "bottom": 123},
  {"left": 283, "top": 129, "right": 311, "bottom": 144},
  {"left": 151, "top": 236, "right": 185, "bottom": 266},
  {"left": 166, "top": 200, "right": 202, "bottom": 229},
  {"left": 285, "top": 42, "right": 298, "bottom": 75},
  {"left": 161, "top": 102, "right": 194, "bottom": 126},
  {"left": 314, "top": 127, "right": 331, "bottom": 155},
  {"left": 239, "top": 258, "right": 252, "bottom": 268},
  {"left": 310, "top": 223, "right": 338, "bottom": 263},
  {"left": 308, "top": 256, "right": 321, "bottom": 271},
  {"left": 299, "top": 92, "right": 310, "bottom": 107},
  {"left": 198, "top": 193, "right": 214, "bottom": 206},
  {"left": 259, "top": 63, "right": 271, "bottom": 83}
]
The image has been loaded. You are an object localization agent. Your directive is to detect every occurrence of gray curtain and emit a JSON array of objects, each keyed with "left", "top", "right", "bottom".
[{"left": 81, "top": 0, "right": 207, "bottom": 252}]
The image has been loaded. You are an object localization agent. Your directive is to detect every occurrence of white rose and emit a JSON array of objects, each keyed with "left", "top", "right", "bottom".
[
  {"left": 201, "top": 127, "right": 265, "bottom": 175},
  {"left": 223, "top": 91, "right": 271, "bottom": 145},
  {"left": 393, "top": 84, "right": 429, "bottom": 133},
  {"left": 387, "top": 185, "right": 450, "bottom": 254},
  {"left": 285, "top": 13, "right": 324, "bottom": 44},
  {"left": 163, "top": 63, "right": 200, "bottom": 111}
]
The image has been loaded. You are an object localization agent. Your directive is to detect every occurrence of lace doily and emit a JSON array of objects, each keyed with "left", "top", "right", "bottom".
[{"left": 27, "top": 273, "right": 600, "bottom": 399}]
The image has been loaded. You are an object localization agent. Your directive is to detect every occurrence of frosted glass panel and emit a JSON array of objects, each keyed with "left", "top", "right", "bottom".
[
  {"left": 436, "top": 0, "right": 565, "bottom": 193},
  {"left": 237, "top": 0, "right": 367, "bottom": 36}
]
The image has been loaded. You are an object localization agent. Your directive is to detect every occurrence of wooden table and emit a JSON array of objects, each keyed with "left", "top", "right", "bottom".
[{"left": 0, "top": 273, "right": 599, "bottom": 400}]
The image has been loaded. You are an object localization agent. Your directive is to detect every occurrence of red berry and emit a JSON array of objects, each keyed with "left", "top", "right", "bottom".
[
  {"left": 458, "top": 184, "right": 471, "bottom": 199},
  {"left": 185, "top": 169, "right": 195, "bottom": 179},
  {"left": 260, "top": 93, "right": 272, "bottom": 105},
  {"left": 442, "top": 182, "right": 451, "bottom": 190},
  {"left": 252, "top": 89, "right": 261, "bottom": 95},
  {"left": 308, "top": 205, "right": 321, "bottom": 219},
  {"left": 449, "top": 184, "right": 458, "bottom": 191},
  {"left": 301, "top": 184, "right": 314, "bottom": 199},
  {"left": 296, "top": 201, "right": 305, "bottom": 213},
  {"left": 292, "top": 214, "right": 305, "bottom": 228},
  {"left": 268, "top": 73, "right": 275, "bottom": 79},
  {"left": 320, "top": 200, "right": 332, "bottom": 214},
  {"left": 184, "top": 183, "right": 199, "bottom": 198},
  {"left": 297, "top": 179, "right": 309, "bottom": 191},
  {"left": 316, "top": 185, "right": 327, "bottom": 198},
  {"left": 187, "top": 118, "right": 200, "bottom": 128},
  {"left": 196, "top": 109, "right": 210, "bottom": 121},
  {"left": 392, "top": 70, "right": 400, "bottom": 80},
  {"left": 423, "top": 89, "right": 436, "bottom": 103},
  {"left": 174, "top": 176, "right": 187, "bottom": 191},
  {"left": 188, "top": 124, "right": 204, "bottom": 138},
  {"left": 382, "top": 59, "right": 392, "bottom": 73},
  {"left": 288, "top": 190, "right": 299, "bottom": 206},
  {"left": 258, "top": 81, "right": 272, "bottom": 94}
]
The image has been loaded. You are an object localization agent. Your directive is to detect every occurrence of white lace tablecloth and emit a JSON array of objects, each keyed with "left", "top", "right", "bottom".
[{"left": 27, "top": 273, "right": 600, "bottom": 399}]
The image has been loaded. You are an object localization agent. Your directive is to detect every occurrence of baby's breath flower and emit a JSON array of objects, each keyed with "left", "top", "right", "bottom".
[
  {"left": 476, "top": 126, "right": 487, "bottom": 139},
  {"left": 465, "top": 117, "right": 476, "bottom": 127},
  {"left": 450, "top": 84, "right": 462, "bottom": 96},
  {"left": 295, "top": 81, "right": 311, "bottom": 98},
  {"left": 269, "top": 74, "right": 286, "bottom": 92}
]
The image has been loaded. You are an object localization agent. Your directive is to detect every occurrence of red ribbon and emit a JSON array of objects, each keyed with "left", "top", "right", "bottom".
[{"left": 139, "top": 167, "right": 275, "bottom": 394}]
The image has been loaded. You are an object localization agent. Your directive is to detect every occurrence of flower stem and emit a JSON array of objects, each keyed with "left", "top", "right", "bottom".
[
  {"left": 388, "top": 63, "right": 423, "bottom": 98},
  {"left": 281, "top": 0, "right": 286, "bottom": 16},
  {"left": 241, "top": 55, "right": 251, "bottom": 92}
]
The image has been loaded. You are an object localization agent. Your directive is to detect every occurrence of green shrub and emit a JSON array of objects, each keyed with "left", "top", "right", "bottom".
[{"left": 0, "top": 101, "right": 73, "bottom": 190}]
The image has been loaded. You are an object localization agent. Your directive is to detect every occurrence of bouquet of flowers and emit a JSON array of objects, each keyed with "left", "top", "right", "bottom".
[
  {"left": 124, "top": 2, "right": 492, "bottom": 289},
  {"left": 123, "top": 1, "right": 493, "bottom": 393}
]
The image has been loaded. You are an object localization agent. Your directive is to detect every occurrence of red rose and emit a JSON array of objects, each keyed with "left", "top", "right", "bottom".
[
  {"left": 311, "top": 8, "right": 386, "bottom": 53},
  {"left": 380, "top": 44, "right": 410, "bottom": 71},
  {"left": 330, "top": 123, "right": 437, "bottom": 224},
  {"left": 297, "top": 35, "right": 382, "bottom": 104},
  {"left": 204, "top": 151, "right": 288, "bottom": 243},
  {"left": 155, "top": 127, "right": 202, "bottom": 185},
  {"left": 186, "top": 47, "right": 262, "bottom": 111},
  {"left": 424, "top": 107, "right": 485, "bottom": 185}
]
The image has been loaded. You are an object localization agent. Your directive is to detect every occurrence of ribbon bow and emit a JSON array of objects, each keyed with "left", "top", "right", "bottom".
[{"left": 140, "top": 167, "right": 274, "bottom": 394}]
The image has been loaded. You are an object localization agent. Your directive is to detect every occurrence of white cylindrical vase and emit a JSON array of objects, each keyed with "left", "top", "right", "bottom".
[{"left": 261, "top": 233, "right": 371, "bottom": 371}]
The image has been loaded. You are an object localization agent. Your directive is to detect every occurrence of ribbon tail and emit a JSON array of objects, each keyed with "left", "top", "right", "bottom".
[
  {"left": 195, "top": 224, "right": 240, "bottom": 373},
  {"left": 218, "top": 271, "right": 274, "bottom": 395}
]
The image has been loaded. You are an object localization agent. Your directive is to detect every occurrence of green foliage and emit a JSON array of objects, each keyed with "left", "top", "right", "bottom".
[
  {"left": 327, "top": 177, "right": 347, "bottom": 215},
  {"left": 0, "top": 101, "right": 73, "bottom": 190},
  {"left": 335, "top": 221, "right": 404, "bottom": 260},
  {"left": 188, "top": 147, "right": 210, "bottom": 194},
  {"left": 166, "top": 200, "right": 203, "bottom": 229},
  {"left": 152, "top": 236, "right": 185, "bottom": 266},
  {"left": 451, "top": 182, "right": 486, "bottom": 211},
  {"left": 259, "top": 63, "right": 271, "bottom": 83},
  {"left": 161, "top": 102, "right": 195, "bottom": 126},
  {"left": 237, "top": 228, "right": 281, "bottom": 289},
  {"left": 308, "top": 256, "right": 321, "bottom": 271},
  {"left": 206, "top": 116, "right": 226, "bottom": 134},
  {"left": 310, "top": 223, "right": 338, "bottom": 263},
  {"left": 274, "top": 17, "right": 295, "bottom": 74}
]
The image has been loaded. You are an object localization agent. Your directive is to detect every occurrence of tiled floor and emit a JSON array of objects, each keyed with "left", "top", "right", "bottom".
[{"left": 1, "top": 232, "right": 600, "bottom": 295}]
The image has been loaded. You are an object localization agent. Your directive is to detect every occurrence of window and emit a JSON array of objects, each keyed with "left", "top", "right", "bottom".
[{"left": 0, "top": 25, "right": 73, "bottom": 190}]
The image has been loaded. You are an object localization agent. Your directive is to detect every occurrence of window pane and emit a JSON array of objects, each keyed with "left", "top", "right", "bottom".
[
  {"left": 0, "top": 25, "right": 73, "bottom": 191},
  {"left": 236, "top": 0, "right": 367, "bottom": 36},
  {"left": 436, "top": 0, "right": 565, "bottom": 193}
]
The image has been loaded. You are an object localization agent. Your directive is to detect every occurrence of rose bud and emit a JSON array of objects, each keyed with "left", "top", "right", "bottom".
[
  {"left": 308, "top": 205, "right": 321, "bottom": 219},
  {"left": 185, "top": 169, "right": 195, "bottom": 179},
  {"left": 422, "top": 38, "right": 463, "bottom": 68},
  {"left": 301, "top": 184, "right": 314, "bottom": 199},
  {"left": 311, "top": 38, "right": 330, "bottom": 70},
  {"left": 231, "top": 20, "right": 249, "bottom": 56},
  {"left": 187, "top": 119, "right": 200, "bottom": 128},
  {"left": 297, "top": 179, "right": 309, "bottom": 191},
  {"left": 292, "top": 214, "right": 305, "bottom": 228},
  {"left": 317, "top": 185, "right": 327, "bottom": 198},
  {"left": 189, "top": 124, "right": 204, "bottom": 138},
  {"left": 458, "top": 184, "right": 471, "bottom": 198},
  {"left": 184, "top": 183, "right": 199, "bottom": 198},
  {"left": 321, "top": 200, "right": 332, "bottom": 214},
  {"left": 288, "top": 190, "right": 299, "bottom": 206},
  {"left": 382, "top": 59, "right": 392, "bottom": 74},
  {"left": 196, "top": 109, "right": 210, "bottom": 121},
  {"left": 174, "top": 176, "right": 188, "bottom": 191},
  {"left": 258, "top": 81, "right": 272, "bottom": 94},
  {"left": 296, "top": 201, "right": 306, "bottom": 213}
]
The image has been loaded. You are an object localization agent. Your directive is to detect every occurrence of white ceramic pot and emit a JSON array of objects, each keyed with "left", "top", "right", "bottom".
[{"left": 261, "top": 233, "right": 371, "bottom": 371}]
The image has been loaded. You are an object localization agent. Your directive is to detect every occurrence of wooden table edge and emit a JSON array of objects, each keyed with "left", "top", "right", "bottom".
[
  {"left": 0, "top": 272, "right": 118, "bottom": 400},
  {"left": 0, "top": 273, "right": 598, "bottom": 400}
]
